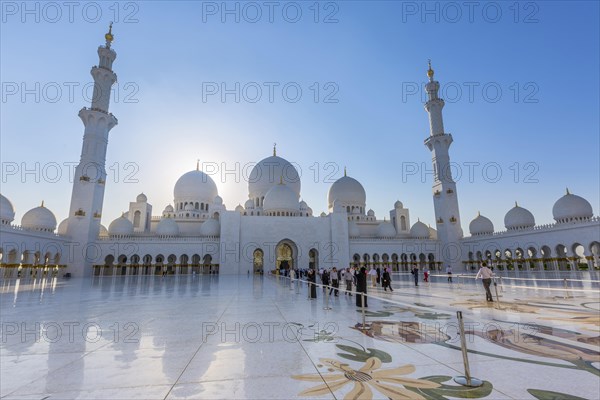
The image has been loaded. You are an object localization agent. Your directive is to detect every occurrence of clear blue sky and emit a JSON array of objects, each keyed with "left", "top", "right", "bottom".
[{"left": 1, "top": 1, "right": 599, "bottom": 233}]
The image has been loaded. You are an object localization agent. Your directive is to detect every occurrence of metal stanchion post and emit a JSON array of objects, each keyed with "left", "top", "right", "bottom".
[
  {"left": 493, "top": 277, "right": 501, "bottom": 305},
  {"left": 563, "top": 278, "right": 568, "bottom": 299},
  {"left": 454, "top": 311, "right": 483, "bottom": 387},
  {"left": 361, "top": 292, "right": 366, "bottom": 330},
  {"left": 499, "top": 276, "right": 505, "bottom": 292},
  {"left": 323, "top": 285, "right": 332, "bottom": 310}
]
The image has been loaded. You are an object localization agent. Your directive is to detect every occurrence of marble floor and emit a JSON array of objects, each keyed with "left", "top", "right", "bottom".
[{"left": 1, "top": 274, "right": 598, "bottom": 399}]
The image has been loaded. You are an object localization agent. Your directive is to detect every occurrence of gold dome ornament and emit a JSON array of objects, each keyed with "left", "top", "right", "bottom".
[
  {"left": 427, "top": 59, "right": 434, "bottom": 80},
  {"left": 105, "top": 22, "right": 114, "bottom": 47}
]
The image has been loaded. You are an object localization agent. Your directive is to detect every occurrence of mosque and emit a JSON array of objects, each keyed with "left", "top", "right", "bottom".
[{"left": 1, "top": 27, "right": 598, "bottom": 278}]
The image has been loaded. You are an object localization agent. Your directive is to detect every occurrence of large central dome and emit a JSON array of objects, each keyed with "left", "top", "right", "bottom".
[
  {"left": 328, "top": 174, "right": 366, "bottom": 211},
  {"left": 174, "top": 170, "right": 219, "bottom": 204},
  {"left": 248, "top": 152, "right": 301, "bottom": 202}
]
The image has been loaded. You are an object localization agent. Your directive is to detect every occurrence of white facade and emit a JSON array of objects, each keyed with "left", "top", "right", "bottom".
[{"left": 1, "top": 30, "right": 599, "bottom": 278}]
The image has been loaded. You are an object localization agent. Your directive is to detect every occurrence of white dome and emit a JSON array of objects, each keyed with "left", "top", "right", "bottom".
[
  {"left": 0, "top": 194, "right": 15, "bottom": 224},
  {"left": 136, "top": 193, "right": 147, "bottom": 203},
  {"left": 394, "top": 200, "right": 403, "bottom": 209},
  {"left": 99, "top": 224, "right": 109, "bottom": 237},
  {"left": 327, "top": 175, "right": 366, "bottom": 210},
  {"left": 248, "top": 155, "right": 301, "bottom": 200},
  {"left": 367, "top": 209, "right": 375, "bottom": 217},
  {"left": 214, "top": 195, "right": 223, "bottom": 205},
  {"left": 504, "top": 204, "right": 535, "bottom": 230},
  {"left": 469, "top": 213, "right": 494, "bottom": 236},
  {"left": 377, "top": 221, "right": 396, "bottom": 238},
  {"left": 552, "top": 191, "right": 593, "bottom": 223},
  {"left": 164, "top": 204, "right": 174, "bottom": 213},
  {"left": 235, "top": 204, "right": 244, "bottom": 213},
  {"left": 428, "top": 226, "right": 437, "bottom": 240},
  {"left": 57, "top": 218, "right": 70, "bottom": 235},
  {"left": 348, "top": 221, "right": 360, "bottom": 237},
  {"left": 174, "top": 170, "right": 219, "bottom": 204},
  {"left": 108, "top": 215, "right": 134, "bottom": 236},
  {"left": 156, "top": 217, "right": 179, "bottom": 236},
  {"left": 320, "top": 212, "right": 327, "bottom": 217},
  {"left": 21, "top": 203, "right": 57, "bottom": 232},
  {"left": 299, "top": 200, "right": 308, "bottom": 210},
  {"left": 245, "top": 199, "right": 255, "bottom": 209},
  {"left": 410, "top": 220, "right": 430, "bottom": 239},
  {"left": 263, "top": 183, "right": 299, "bottom": 212},
  {"left": 200, "top": 218, "right": 220, "bottom": 236}
]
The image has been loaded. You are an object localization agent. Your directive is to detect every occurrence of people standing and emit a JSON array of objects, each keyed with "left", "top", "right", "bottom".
[
  {"left": 376, "top": 266, "right": 381, "bottom": 285},
  {"left": 322, "top": 268, "right": 330, "bottom": 292},
  {"left": 355, "top": 266, "right": 368, "bottom": 307},
  {"left": 345, "top": 268, "right": 353, "bottom": 295},
  {"left": 368, "top": 266, "right": 377, "bottom": 288},
  {"left": 382, "top": 267, "right": 393, "bottom": 292},
  {"left": 446, "top": 265, "right": 453, "bottom": 283},
  {"left": 329, "top": 267, "right": 340, "bottom": 296},
  {"left": 411, "top": 264, "right": 419, "bottom": 287},
  {"left": 307, "top": 268, "right": 317, "bottom": 299},
  {"left": 476, "top": 262, "right": 494, "bottom": 302},
  {"left": 423, "top": 267, "right": 429, "bottom": 283}
]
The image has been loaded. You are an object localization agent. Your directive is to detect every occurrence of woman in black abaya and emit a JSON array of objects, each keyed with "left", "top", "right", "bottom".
[
  {"left": 355, "top": 266, "right": 368, "bottom": 307},
  {"left": 307, "top": 268, "right": 317, "bottom": 299}
]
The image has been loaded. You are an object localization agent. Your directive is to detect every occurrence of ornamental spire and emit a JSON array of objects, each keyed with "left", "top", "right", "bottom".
[
  {"left": 344, "top": 166, "right": 347, "bottom": 177},
  {"left": 196, "top": 159, "right": 200, "bottom": 171},
  {"left": 273, "top": 143, "right": 277, "bottom": 156},
  {"left": 427, "top": 59, "right": 434, "bottom": 81},
  {"left": 105, "top": 22, "right": 114, "bottom": 48},
  {"left": 566, "top": 187, "right": 570, "bottom": 195}
]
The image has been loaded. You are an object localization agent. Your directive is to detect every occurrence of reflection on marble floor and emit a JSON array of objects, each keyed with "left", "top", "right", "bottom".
[{"left": 1, "top": 274, "right": 598, "bottom": 399}]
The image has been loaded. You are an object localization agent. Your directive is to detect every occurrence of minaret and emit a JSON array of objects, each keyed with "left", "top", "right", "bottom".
[
  {"left": 423, "top": 61, "right": 463, "bottom": 269},
  {"left": 66, "top": 24, "right": 118, "bottom": 277}
]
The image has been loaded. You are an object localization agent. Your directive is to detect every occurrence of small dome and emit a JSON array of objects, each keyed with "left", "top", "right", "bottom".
[
  {"left": 263, "top": 183, "right": 299, "bottom": 212},
  {"left": 348, "top": 221, "right": 360, "bottom": 237},
  {"left": 57, "top": 217, "right": 70, "bottom": 235},
  {"left": 108, "top": 215, "right": 134, "bottom": 236},
  {"left": 367, "top": 209, "right": 375, "bottom": 217},
  {"left": 0, "top": 193, "right": 15, "bottom": 224},
  {"left": 214, "top": 195, "right": 223, "bottom": 206},
  {"left": 410, "top": 220, "right": 430, "bottom": 239},
  {"left": 164, "top": 204, "right": 174, "bottom": 213},
  {"left": 552, "top": 190, "right": 593, "bottom": 223},
  {"left": 328, "top": 175, "right": 366, "bottom": 210},
  {"left": 99, "top": 224, "right": 109, "bottom": 237},
  {"left": 235, "top": 204, "right": 244, "bottom": 213},
  {"left": 394, "top": 200, "right": 403, "bottom": 209},
  {"left": 504, "top": 203, "right": 535, "bottom": 230},
  {"left": 21, "top": 203, "right": 57, "bottom": 232},
  {"left": 320, "top": 212, "right": 327, "bottom": 217},
  {"left": 184, "top": 203, "right": 195, "bottom": 211},
  {"left": 136, "top": 193, "right": 147, "bottom": 203},
  {"left": 156, "top": 217, "right": 179, "bottom": 236},
  {"left": 428, "top": 225, "right": 437, "bottom": 240},
  {"left": 200, "top": 218, "right": 220, "bottom": 236},
  {"left": 299, "top": 200, "right": 308, "bottom": 210},
  {"left": 174, "top": 169, "right": 219, "bottom": 203},
  {"left": 245, "top": 199, "right": 255, "bottom": 209},
  {"left": 469, "top": 213, "right": 494, "bottom": 236},
  {"left": 377, "top": 221, "right": 396, "bottom": 238}
]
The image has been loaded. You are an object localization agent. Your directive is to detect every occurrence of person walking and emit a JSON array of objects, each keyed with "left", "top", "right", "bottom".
[
  {"left": 476, "top": 262, "right": 494, "bottom": 302},
  {"left": 423, "top": 267, "right": 429, "bottom": 283},
  {"left": 355, "top": 266, "right": 368, "bottom": 307},
  {"left": 345, "top": 268, "right": 354, "bottom": 296},
  {"left": 368, "top": 266, "right": 377, "bottom": 288},
  {"left": 411, "top": 264, "right": 419, "bottom": 287},
  {"left": 307, "top": 268, "right": 317, "bottom": 299},
  {"left": 376, "top": 266, "right": 381, "bottom": 285},
  {"left": 446, "top": 265, "right": 453, "bottom": 283},
  {"left": 322, "top": 268, "right": 330, "bottom": 292},
  {"left": 329, "top": 267, "right": 340, "bottom": 297},
  {"left": 382, "top": 267, "right": 393, "bottom": 292}
]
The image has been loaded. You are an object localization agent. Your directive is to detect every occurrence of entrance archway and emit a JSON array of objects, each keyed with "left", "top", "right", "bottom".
[
  {"left": 275, "top": 240, "right": 297, "bottom": 274},
  {"left": 253, "top": 249, "right": 264, "bottom": 274}
]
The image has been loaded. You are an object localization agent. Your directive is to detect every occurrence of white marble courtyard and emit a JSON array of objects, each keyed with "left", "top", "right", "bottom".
[{"left": 1, "top": 274, "right": 599, "bottom": 400}]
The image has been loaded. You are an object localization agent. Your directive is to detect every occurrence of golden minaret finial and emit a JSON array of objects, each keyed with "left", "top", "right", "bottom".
[
  {"left": 41, "top": 200, "right": 45, "bottom": 207},
  {"left": 273, "top": 143, "right": 277, "bottom": 156},
  {"left": 105, "top": 22, "right": 114, "bottom": 47},
  {"left": 478, "top": 211, "right": 481, "bottom": 217},
  {"left": 566, "top": 187, "right": 570, "bottom": 195},
  {"left": 196, "top": 159, "right": 200, "bottom": 171},
  {"left": 427, "top": 59, "right": 434, "bottom": 80},
  {"left": 344, "top": 166, "right": 347, "bottom": 177},
  {"left": 515, "top": 201, "right": 519, "bottom": 207}
]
